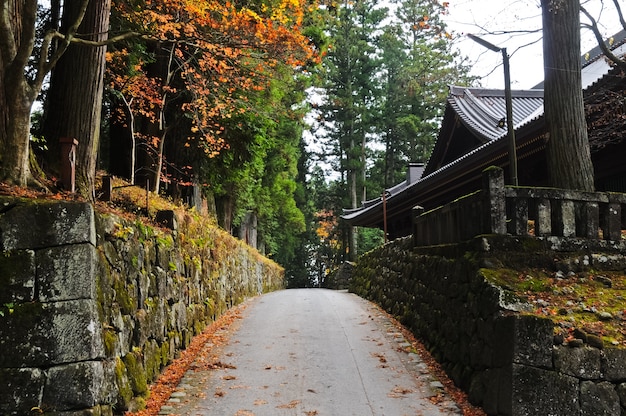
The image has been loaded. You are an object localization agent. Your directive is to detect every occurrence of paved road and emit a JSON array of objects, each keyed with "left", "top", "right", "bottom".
[{"left": 159, "top": 289, "right": 462, "bottom": 416}]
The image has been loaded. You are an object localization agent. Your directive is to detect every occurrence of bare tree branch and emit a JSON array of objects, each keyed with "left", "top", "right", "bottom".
[
  {"left": 34, "top": 0, "right": 90, "bottom": 92},
  {"left": 613, "top": 0, "right": 626, "bottom": 30},
  {"left": 581, "top": 5, "right": 626, "bottom": 73}
]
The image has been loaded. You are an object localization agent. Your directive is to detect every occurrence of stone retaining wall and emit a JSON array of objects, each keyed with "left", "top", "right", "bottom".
[
  {"left": 0, "top": 197, "right": 284, "bottom": 415},
  {"left": 350, "top": 235, "right": 626, "bottom": 416}
]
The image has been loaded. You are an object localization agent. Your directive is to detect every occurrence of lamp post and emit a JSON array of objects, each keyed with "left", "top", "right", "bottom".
[
  {"left": 381, "top": 190, "right": 391, "bottom": 243},
  {"left": 467, "top": 34, "right": 518, "bottom": 186}
]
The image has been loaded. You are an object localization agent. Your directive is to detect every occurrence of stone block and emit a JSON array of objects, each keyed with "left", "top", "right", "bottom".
[
  {"left": 43, "top": 360, "right": 116, "bottom": 411},
  {"left": 508, "top": 364, "right": 580, "bottom": 416},
  {"left": 0, "top": 200, "right": 95, "bottom": 250},
  {"left": 469, "top": 368, "right": 503, "bottom": 415},
  {"left": 580, "top": 381, "right": 620, "bottom": 416},
  {"left": 37, "top": 243, "right": 97, "bottom": 302},
  {"left": 603, "top": 348, "right": 626, "bottom": 381},
  {"left": 483, "top": 367, "right": 506, "bottom": 415},
  {"left": 0, "top": 367, "right": 44, "bottom": 415},
  {"left": 494, "top": 315, "right": 553, "bottom": 368},
  {"left": 0, "top": 299, "right": 104, "bottom": 367},
  {"left": 554, "top": 345, "right": 602, "bottom": 380},
  {"left": 0, "top": 249, "right": 35, "bottom": 303},
  {"left": 48, "top": 405, "right": 114, "bottom": 416},
  {"left": 617, "top": 382, "right": 626, "bottom": 406}
]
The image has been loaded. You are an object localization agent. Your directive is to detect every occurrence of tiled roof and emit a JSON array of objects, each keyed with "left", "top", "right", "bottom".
[
  {"left": 448, "top": 87, "right": 544, "bottom": 142},
  {"left": 342, "top": 30, "right": 626, "bottom": 225}
]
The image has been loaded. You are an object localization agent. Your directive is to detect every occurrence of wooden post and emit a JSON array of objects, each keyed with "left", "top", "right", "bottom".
[
  {"left": 102, "top": 176, "right": 112, "bottom": 201},
  {"left": 412, "top": 205, "right": 424, "bottom": 247},
  {"left": 59, "top": 138, "right": 78, "bottom": 193},
  {"left": 382, "top": 190, "right": 391, "bottom": 243}
]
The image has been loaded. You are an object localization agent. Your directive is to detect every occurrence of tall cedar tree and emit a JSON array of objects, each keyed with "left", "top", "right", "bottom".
[
  {"left": 322, "top": 0, "right": 385, "bottom": 261},
  {"left": 376, "top": 0, "right": 467, "bottom": 188},
  {"left": 0, "top": 0, "right": 32, "bottom": 185},
  {"left": 43, "top": 0, "right": 111, "bottom": 199},
  {"left": 541, "top": 0, "right": 594, "bottom": 191}
]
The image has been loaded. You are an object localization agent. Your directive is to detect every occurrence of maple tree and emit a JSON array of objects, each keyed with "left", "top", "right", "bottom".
[
  {"left": 106, "top": 0, "right": 319, "bottom": 192},
  {"left": 106, "top": 47, "right": 164, "bottom": 186}
]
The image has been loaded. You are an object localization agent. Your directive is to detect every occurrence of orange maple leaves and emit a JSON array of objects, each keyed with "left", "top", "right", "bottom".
[{"left": 109, "top": 0, "right": 319, "bottom": 159}]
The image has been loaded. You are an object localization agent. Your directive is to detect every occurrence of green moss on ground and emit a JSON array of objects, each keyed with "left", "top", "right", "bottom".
[{"left": 483, "top": 267, "right": 626, "bottom": 346}]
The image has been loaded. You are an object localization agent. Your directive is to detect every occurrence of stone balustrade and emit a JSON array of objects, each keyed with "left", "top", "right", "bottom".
[{"left": 413, "top": 166, "right": 626, "bottom": 247}]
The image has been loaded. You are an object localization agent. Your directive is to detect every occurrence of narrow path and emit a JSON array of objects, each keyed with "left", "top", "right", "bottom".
[{"left": 159, "top": 289, "right": 462, "bottom": 416}]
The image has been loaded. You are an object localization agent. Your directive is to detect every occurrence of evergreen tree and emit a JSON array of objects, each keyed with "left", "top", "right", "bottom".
[
  {"left": 319, "top": 0, "right": 386, "bottom": 261},
  {"left": 377, "top": 0, "right": 471, "bottom": 187}
]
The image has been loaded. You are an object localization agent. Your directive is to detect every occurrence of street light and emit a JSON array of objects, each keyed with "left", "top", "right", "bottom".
[
  {"left": 467, "top": 34, "right": 518, "bottom": 186},
  {"left": 381, "top": 190, "right": 391, "bottom": 243}
]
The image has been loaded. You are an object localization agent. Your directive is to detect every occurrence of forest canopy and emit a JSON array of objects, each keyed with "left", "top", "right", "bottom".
[{"left": 0, "top": 0, "right": 471, "bottom": 287}]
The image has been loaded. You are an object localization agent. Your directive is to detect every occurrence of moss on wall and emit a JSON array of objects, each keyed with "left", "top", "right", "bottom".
[{"left": 0, "top": 198, "right": 284, "bottom": 415}]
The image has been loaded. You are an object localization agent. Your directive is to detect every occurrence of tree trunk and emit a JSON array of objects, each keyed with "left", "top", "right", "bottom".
[
  {"left": 0, "top": 0, "right": 37, "bottom": 186},
  {"left": 541, "top": 0, "right": 594, "bottom": 191},
  {"left": 1, "top": 73, "right": 34, "bottom": 185},
  {"left": 43, "top": 0, "right": 111, "bottom": 199}
]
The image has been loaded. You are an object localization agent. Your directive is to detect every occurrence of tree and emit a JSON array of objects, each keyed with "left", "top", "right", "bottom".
[
  {"left": 377, "top": 0, "right": 469, "bottom": 188},
  {"left": 580, "top": 1, "right": 626, "bottom": 72},
  {"left": 43, "top": 0, "right": 111, "bottom": 198},
  {"left": 0, "top": 0, "right": 91, "bottom": 186},
  {"left": 105, "top": 46, "right": 164, "bottom": 187},
  {"left": 320, "top": 0, "right": 385, "bottom": 261},
  {"left": 541, "top": 0, "right": 594, "bottom": 191},
  {"left": 105, "top": 0, "right": 317, "bottom": 196}
]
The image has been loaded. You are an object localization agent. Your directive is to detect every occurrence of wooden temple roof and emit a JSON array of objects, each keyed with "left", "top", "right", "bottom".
[{"left": 343, "top": 30, "right": 626, "bottom": 238}]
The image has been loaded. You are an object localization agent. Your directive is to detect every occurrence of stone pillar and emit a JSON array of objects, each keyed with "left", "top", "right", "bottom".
[
  {"left": 412, "top": 205, "right": 425, "bottom": 246},
  {"left": 482, "top": 166, "right": 506, "bottom": 235}
]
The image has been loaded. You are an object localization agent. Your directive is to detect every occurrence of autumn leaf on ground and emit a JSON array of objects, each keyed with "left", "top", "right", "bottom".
[
  {"left": 388, "top": 385, "right": 413, "bottom": 398},
  {"left": 229, "top": 384, "right": 251, "bottom": 389},
  {"left": 125, "top": 305, "right": 246, "bottom": 416},
  {"left": 276, "top": 400, "right": 301, "bottom": 409},
  {"left": 371, "top": 352, "right": 387, "bottom": 363}
]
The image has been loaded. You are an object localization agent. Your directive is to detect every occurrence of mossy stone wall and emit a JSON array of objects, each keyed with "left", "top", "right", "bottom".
[
  {"left": 350, "top": 235, "right": 626, "bottom": 416},
  {"left": 0, "top": 197, "right": 284, "bottom": 415}
]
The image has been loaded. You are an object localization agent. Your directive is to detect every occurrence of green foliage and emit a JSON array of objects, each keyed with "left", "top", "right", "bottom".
[
  {"left": 199, "top": 64, "right": 308, "bottom": 267},
  {"left": 358, "top": 228, "right": 385, "bottom": 254},
  {"left": 0, "top": 302, "right": 15, "bottom": 317},
  {"left": 301, "top": 0, "right": 474, "bottom": 270}
]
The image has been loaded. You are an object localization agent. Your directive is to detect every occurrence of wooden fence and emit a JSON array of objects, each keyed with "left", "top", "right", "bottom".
[{"left": 412, "top": 167, "right": 626, "bottom": 247}]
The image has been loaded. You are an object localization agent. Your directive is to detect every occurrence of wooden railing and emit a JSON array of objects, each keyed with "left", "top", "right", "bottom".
[{"left": 412, "top": 166, "right": 626, "bottom": 247}]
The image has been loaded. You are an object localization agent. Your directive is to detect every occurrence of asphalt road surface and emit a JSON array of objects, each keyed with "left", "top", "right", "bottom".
[{"left": 159, "top": 289, "right": 462, "bottom": 416}]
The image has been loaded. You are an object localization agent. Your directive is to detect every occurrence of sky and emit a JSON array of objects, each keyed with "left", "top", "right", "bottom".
[
  {"left": 303, "top": 0, "right": 624, "bottom": 181},
  {"left": 442, "top": 0, "right": 624, "bottom": 90}
]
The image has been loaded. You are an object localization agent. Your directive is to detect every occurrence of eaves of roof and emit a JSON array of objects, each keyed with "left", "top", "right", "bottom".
[
  {"left": 342, "top": 30, "right": 626, "bottom": 226},
  {"left": 448, "top": 87, "right": 544, "bottom": 142}
]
